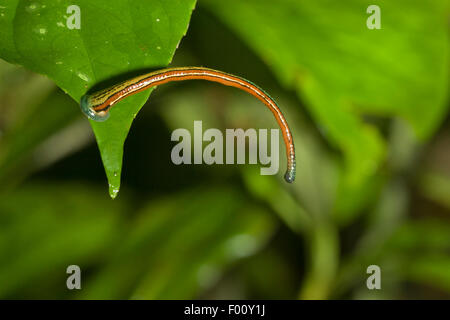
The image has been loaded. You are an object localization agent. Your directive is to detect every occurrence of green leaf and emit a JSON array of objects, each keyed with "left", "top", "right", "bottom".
[
  {"left": 203, "top": 0, "right": 449, "bottom": 200},
  {"left": 0, "top": 0, "right": 197, "bottom": 197},
  {"left": 0, "top": 182, "right": 125, "bottom": 298}
]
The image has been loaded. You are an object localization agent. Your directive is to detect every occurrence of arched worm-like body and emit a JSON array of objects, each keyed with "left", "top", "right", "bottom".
[{"left": 80, "top": 67, "right": 296, "bottom": 183}]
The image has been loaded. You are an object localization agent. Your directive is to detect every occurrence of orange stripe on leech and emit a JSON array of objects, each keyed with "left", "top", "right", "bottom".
[
  {"left": 95, "top": 70, "right": 291, "bottom": 159},
  {"left": 88, "top": 68, "right": 295, "bottom": 182}
]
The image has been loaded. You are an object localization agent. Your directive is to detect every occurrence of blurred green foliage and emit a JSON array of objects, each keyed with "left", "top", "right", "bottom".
[{"left": 0, "top": 0, "right": 449, "bottom": 299}]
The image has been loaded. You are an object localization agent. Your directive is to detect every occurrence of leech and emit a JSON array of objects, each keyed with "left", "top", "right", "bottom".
[{"left": 80, "top": 67, "right": 296, "bottom": 183}]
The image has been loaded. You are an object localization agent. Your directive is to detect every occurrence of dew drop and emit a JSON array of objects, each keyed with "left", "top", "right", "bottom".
[
  {"left": 108, "top": 182, "right": 120, "bottom": 199},
  {"left": 110, "top": 188, "right": 119, "bottom": 199},
  {"left": 77, "top": 71, "right": 90, "bottom": 82},
  {"left": 25, "top": 2, "right": 40, "bottom": 14},
  {"left": 33, "top": 25, "right": 48, "bottom": 39},
  {"left": 33, "top": 25, "right": 47, "bottom": 34}
]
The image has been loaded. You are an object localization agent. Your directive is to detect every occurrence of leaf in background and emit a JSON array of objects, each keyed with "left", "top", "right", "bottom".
[
  {"left": 338, "top": 219, "right": 450, "bottom": 297},
  {"left": 0, "top": 60, "right": 91, "bottom": 188},
  {"left": 0, "top": 60, "right": 54, "bottom": 128},
  {"left": 0, "top": 89, "right": 84, "bottom": 187},
  {"left": 203, "top": 0, "right": 449, "bottom": 214},
  {"left": 0, "top": 0, "right": 197, "bottom": 197},
  {"left": 419, "top": 172, "right": 450, "bottom": 210},
  {"left": 0, "top": 183, "right": 125, "bottom": 298},
  {"left": 381, "top": 220, "right": 450, "bottom": 294},
  {"left": 406, "top": 256, "right": 450, "bottom": 293},
  {"left": 333, "top": 180, "right": 408, "bottom": 297},
  {"left": 82, "top": 187, "right": 276, "bottom": 299},
  {"left": 387, "top": 220, "right": 450, "bottom": 253}
]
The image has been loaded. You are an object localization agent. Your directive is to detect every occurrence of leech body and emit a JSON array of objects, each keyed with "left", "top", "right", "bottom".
[{"left": 80, "top": 67, "right": 296, "bottom": 183}]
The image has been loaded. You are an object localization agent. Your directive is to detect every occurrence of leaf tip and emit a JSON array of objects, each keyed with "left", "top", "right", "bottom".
[{"left": 108, "top": 183, "right": 120, "bottom": 199}]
